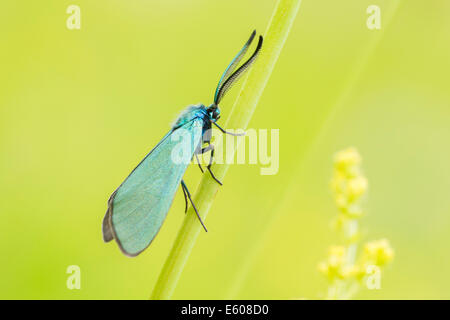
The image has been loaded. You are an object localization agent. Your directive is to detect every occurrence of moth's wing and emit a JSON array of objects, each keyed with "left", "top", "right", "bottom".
[
  {"left": 102, "top": 211, "right": 114, "bottom": 242},
  {"left": 102, "top": 190, "right": 117, "bottom": 242},
  {"left": 104, "top": 119, "right": 203, "bottom": 257}
]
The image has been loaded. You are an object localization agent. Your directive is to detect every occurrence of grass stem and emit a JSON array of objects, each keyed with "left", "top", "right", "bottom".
[{"left": 150, "top": 0, "right": 302, "bottom": 299}]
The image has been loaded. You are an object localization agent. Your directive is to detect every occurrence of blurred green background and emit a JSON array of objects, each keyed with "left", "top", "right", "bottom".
[{"left": 1, "top": 0, "right": 449, "bottom": 299}]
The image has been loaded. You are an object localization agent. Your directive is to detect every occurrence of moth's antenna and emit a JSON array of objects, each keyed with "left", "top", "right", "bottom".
[
  {"left": 215, "top": 35, "right": 263, "bottom": 105},
  {"left": 213, "top": 30, "right": 258, "bottom": 105}
]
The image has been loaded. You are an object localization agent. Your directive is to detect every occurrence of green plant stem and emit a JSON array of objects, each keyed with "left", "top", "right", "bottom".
[
  {"left": 326, "top": 219, "right": 360, "bottom": 300},
  {"left": 344, "top": 219, "right": 358, "bottom": 266},
  {"left": 150, "top": 0, "right": 302, "bottom": 300},
  {"left": 342, "top": 219, "right": 359, "bottom": 299}
]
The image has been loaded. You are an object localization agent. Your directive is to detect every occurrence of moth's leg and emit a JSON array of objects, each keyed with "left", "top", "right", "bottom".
[
  {"left": 181, "top": 180, "right": 208, "bottom": 232},
  {"left": 181, "top": 181, "right": 189, "bottom": 213},
  {"left": 194, "top": 153, "right": 204, "bottom": 173},
  {"left": 213, "top": 122, "right": 245, "bottom": 136},
  {"left": 199, "top": 143, "right": 223, "bottom": 186},
  {"left": 207, "top": 146, "right": 223, "bottom": 186},
  {"left": 196, "top": 144, "right": 221, "bottom": 185},
  {"left": 199, "top": 144, "right": 213, "bottom": 153}
]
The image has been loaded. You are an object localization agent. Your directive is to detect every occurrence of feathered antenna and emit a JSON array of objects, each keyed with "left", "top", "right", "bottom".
[{"left": 213, "top": 30, "right": 263, "bottom": 105}]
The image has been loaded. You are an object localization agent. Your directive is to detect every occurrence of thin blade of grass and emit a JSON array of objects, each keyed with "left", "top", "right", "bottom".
[{"left": 151, "top": 0, "right": 302, "bottom": 300}]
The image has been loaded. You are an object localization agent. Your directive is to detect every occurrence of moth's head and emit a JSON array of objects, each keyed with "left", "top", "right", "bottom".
[{"left": 206, "top": 103, "right": 220, "bottom": 122}]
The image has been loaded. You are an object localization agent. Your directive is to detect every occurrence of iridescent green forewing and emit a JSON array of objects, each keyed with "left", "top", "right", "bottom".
[{"left": 102, "top": 118, "right": 203, "bottom": 256}]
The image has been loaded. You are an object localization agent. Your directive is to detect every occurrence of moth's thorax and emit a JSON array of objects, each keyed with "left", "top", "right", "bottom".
[{"left": 172, "top": 104, "right": 208, "bottom": 129}]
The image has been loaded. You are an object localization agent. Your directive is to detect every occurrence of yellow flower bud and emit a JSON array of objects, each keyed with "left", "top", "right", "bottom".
[
  {"left": 363, "top": 239, "right": 394, "bottom": 266},
  {"left": 348, "top": 176, "right": 368, "bottom": 199},
  {"left": 331, "top": 148, "right": 367, "bottom": 217},
  {"left": 318, "top": 246, "right": 350, "bottom": 280},
  {"left": 334, "top": 147, "right": 361, "bottom": 174}
]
